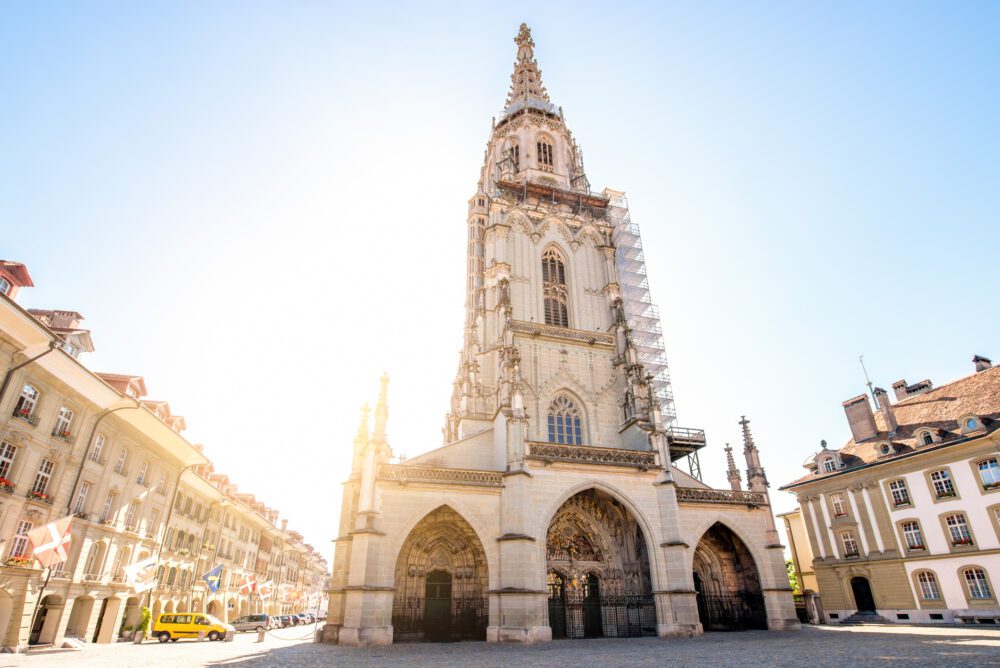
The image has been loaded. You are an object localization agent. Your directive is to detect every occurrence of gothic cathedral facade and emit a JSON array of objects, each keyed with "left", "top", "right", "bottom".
[{"left": 322, "top": 25, "right": 799, "bottom": 646}]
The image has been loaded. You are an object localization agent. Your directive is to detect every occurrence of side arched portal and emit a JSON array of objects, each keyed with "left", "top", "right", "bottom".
[
  {"left": 391, "top": 506, "right": 488, "bottom": 642},
  {"left": 692, "top": 523, "right": 767, "bottom": 631},
  {"left": 545, "top": 488, "right": 655, "bottom": 638}
]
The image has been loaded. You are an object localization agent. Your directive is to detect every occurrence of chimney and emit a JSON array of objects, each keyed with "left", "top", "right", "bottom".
[
  {"left": 843, "top": 394, "right": 878, "bottom": 442},
  {"left": 973, "top": 355, "right": 992, "bottom": 373},
  {"left": 892, "top": 378, "right": 933, "bottom": 401},
  {"left": 891, "top": 380, "right": 908, "bottom": 402},
  {"left": 873, "top": 387, "right": 897, "bottom": 434}
]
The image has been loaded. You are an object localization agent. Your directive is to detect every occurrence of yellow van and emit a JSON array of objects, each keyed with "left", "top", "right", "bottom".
[{"left": 153, "top": 612, "right": 234, "bottom": 642}]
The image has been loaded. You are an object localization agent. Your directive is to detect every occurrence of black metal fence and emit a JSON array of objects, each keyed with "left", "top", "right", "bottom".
[
  {"left": 391, "top": 596, "right": 488, "bottom": 642},
  {"left": 550, "top": 594, "right": 657, "bottom": 639},
  {"left": 696, "top": 592, "right": 768, "bottom": 631}
]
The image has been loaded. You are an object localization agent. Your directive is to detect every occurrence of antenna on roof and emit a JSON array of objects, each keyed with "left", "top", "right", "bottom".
[{"left": 859, "top": 355, "right": 877, "bottom": 407}]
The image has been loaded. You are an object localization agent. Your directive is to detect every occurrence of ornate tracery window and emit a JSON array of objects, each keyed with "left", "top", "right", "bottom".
[
  {"left": 537, "top": 136, "right": 554, "bottom": 171},
  {"left": 547, "top": 395, "right": 582, "bottom": 445},
  {"left": 542, "top": 248, "right": 568, "bottom": 327}
]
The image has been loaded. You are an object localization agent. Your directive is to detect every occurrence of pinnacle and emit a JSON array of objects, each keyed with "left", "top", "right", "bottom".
[{"left": 504, "top": 23, "right": 551, "bottom": 110}]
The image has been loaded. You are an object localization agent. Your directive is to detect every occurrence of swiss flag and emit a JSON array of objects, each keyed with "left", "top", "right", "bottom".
[
  {"left": 27, "top": 516, "right": 73, "bottom": 568},
  {"left": 239, "top": 573, "right": 257, "bottom": 595},
  {"left": 258, "top": 580, "right": 274, "bottom": 599}
]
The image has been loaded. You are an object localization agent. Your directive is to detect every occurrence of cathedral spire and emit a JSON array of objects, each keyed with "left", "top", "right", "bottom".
[
  {"left": 504, "top": 23, "right": 551, "bottom": 110},
  {"left": 724, "top": 443, "right": 742, "bottom": 491},
  {"left": 740, "top": 415, "right": 768, "bottom": 492},
  {"left": 355, "top": 403, "right": 371, "bottom": 444},
  {"left": 372, "top": 373, "right": 389, "bottom": 444}
]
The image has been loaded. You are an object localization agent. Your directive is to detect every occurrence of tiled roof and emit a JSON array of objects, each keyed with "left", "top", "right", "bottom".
[{"left": 783, "top": 364, "right": 1000, "bottom": 487}]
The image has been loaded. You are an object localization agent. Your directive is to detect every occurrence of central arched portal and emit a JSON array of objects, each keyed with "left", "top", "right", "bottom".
[
  {"left": 545, "top": 489, "right": 656, "bottom": 638},
  {"left": 692, "top": 522, "right": 767, "bottom": 631},
  {"left": 392, "top": 505, "right": 488, "bottom": 642}
]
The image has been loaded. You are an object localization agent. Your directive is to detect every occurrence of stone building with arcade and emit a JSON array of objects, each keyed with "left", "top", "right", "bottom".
[{"left": 322, "top": 25, "right": 798, "bottom": 645}]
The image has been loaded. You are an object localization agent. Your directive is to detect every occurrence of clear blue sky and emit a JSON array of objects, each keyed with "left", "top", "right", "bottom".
[{"left": 3, "top": 2, "right": 998, "bottom": 557}]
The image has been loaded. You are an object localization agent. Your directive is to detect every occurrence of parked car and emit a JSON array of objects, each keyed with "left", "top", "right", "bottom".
[
  {"left": 152, "top": 613, "right": 233, "bottom": 642},
  {"left": 277, "top": 615, "right": 294, "bottom": 627},
  {"left": 232, "top": 614, "right": 272, "bottom": 632}
]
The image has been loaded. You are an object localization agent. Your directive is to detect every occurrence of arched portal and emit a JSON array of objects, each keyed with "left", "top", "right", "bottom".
[
  {"left": 692, "top": 522, "right": 766, "bottom": 631},
  {"left": 206, "top": 600, "right": 220, "bottom": 617},
  {"left": 239, "top": 599, "right": 249, "bottom": 618},
  {"left": 65, "top": 597, "right": 94, "bottom": 638},
  {"left": 545, "top": 489, "right": 655, "bottom": 638},
  {"left": 391, "top": 505, "right": 488, "bottom": 642},
  {"left": 122, "top": 596, "right": 141, "bottom": 637},
  {"left": 850, "top": 576, "right": 876, "bottom": 613},
  {"left": 30, "top": 595, "right": 65, "bottom": 645}
]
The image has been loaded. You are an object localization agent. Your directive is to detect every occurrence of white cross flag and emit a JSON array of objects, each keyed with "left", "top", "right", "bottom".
[
  {"left": 124, "top": 556, "right": 158, "bottom": 593},
  {"left": 27, "top": 515, "right": 72, "bottom": 568}
]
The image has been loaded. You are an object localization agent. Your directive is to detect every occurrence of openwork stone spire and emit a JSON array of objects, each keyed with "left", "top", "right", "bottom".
[
  {"left": 355, "top": 403, "right": 371, "bottom": 444},
  {"left": 504, "top": 23, "right": 550, "bottom": 109},
  {"left": 373, "top": 373, "right": 389, "bottom": 444},
  {"left": 724, "top": 443, "right": 742, "bottom": 491},
  {"left": 740, "top": 416, "right": 768, "bottom": 492}
]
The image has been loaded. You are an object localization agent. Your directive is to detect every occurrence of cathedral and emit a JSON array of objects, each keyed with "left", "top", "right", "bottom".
[{"left": 322, "top": 25, "right": 798, "bottom": 645}]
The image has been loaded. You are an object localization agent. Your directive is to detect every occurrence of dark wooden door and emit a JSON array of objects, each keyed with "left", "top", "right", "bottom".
[
  {"left": 851, "top": 577, "right": 876, "bottom": 613},
  {"left": 424, "top": 570, "right": 452, "bottom": 642},
  {"left": 547, "top": 571, "right": 567, "bottom": 638},
  {"left": 582, "top": 574, "right": 603, "bottom": 638}
]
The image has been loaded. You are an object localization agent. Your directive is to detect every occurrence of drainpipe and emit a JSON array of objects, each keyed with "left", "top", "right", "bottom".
[
  {"left": 0, "top": 340, "right": 59, "bottom": 407},
  {"left": 65, "top": 398, "right": 142, "bottom": 516}
]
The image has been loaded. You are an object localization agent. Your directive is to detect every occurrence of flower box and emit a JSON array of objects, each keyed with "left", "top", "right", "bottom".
[
  {"left": 0, "top": 478, "right": 14, "bottom": 494},
  {"left": 936, "top": 492, "right": 957, "bottom": 499},
  {"left": 27, "top": 490, "right": 53, "bottom": 504},
  {"left": 983, "top": 481, "right": 1000, "bottom": 490},
  {"left": 5, "top": 556, "right": 33, "bottom": 568},
  {"left": 908, "top": 545, "right": 926, "bottom": 551},
  {"left": 844, "top": 552, "right": 860, "bottom": 559},
  {"left": 13, "top": 410, "right": 38, "bottom": 426},
  {"left": 73, "top": 511, "right": 90, "bottom": 520},
  {"left": 952, "top": 539, "right": 974, "bottom": 546}
]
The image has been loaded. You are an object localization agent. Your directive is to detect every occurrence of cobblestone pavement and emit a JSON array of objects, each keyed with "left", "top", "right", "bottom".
[{"left": 3, "top": 624, "right": 1000, "bottom": 667}]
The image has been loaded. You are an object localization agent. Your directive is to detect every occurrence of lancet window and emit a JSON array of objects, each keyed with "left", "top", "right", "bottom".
[
  {"left": 547, "top": 395, "right": 583, "bottom": 445},
  {"left": 537, "top": 136, "right": 554, "bottom": 171},
  {"left": 542, "top": 248, "right": 568, "bottom": 327}
]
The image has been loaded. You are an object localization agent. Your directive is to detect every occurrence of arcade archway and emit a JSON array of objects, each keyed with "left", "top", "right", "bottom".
[
  {"left": 545, "top": 489, "right": 655, "bottom": 638},
  {"left": 692, "top": 522, "right": 766, "bottom": 631},
  {"left": 391, "top": 505, "right": 488, "bottom": 642}
]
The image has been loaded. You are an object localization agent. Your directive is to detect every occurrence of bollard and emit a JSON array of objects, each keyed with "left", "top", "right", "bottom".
[
  {"left": 225, "top": 630, "right": 235, "bottom": 642},
  {"left": 198, "top": 630, "right": 206, "bottom": 642},
  {"left": 133, "top": 630, "right": 144, "bottom": 644},
  {"left": 257, "top": 629, "right": 265, "bottom": 643}
]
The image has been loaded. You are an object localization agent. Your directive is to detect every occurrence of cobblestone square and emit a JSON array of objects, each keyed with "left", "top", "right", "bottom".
[{"left": 3, "top": 625, "right": 1000, "bottom": 667}]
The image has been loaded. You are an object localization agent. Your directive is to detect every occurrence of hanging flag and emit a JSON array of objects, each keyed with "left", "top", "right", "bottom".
[
  {"left": 258, "top": 580, "right": 274, "bottom": 600},
  {"left": 239, "top": 572, "right": 256, "bottom": 595},
  {"left": 124, "top": 556, "right": 158, "bottom": 593},
  {"left": 203, "top": 565, "right": 223, "bottom": 593},
  {"left": 27, "top": 515, "right": 73, "bottom": 568}
]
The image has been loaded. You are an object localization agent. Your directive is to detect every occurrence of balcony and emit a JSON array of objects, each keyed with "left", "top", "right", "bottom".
[
  {"left": 26, "top": 490, "right": 54, "bottom": 505},
  {"left": 49, "top": 569, "right": 72, "bottom": 580},
  {"left": 52, "top": 429, "right": 75, "bottom": 444},
  {"left": 73, "top": 511, "right": 92, "bottom": 521},
  {"left": 12, "top": 410, "right": 38, "bottom": 426},
  {"left": 82, "top": 572, "right": 103, "bottom": 583},
  {"left": 525, "top": 442, "right": 658, "bottom": 469},
  {"left": 110, "top": 574, "right": 128, "bottom": 585}
]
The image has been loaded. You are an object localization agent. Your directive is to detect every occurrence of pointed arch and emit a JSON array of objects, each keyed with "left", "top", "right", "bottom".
[
  {"left": 546, "top": 393, "right": 584, "bottom": 445},
  {"left": 691, "top": 522, "right": 767, "bottom": 631},
  {"left": 541, "top": 245, "right": 569, "bottom": 327}
]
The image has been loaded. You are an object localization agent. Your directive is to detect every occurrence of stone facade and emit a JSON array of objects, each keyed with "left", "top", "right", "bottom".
[
  {"left": 781, "top": 358, "right": 1000, "bottom": 624},
  {"left": 322, "top": 25, "right": 798, "bottom": 646}
]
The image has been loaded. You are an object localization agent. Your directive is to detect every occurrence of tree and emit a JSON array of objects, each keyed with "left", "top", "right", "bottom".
[{"left": 786, "top": 559, "right": 799, "bottom": 593}]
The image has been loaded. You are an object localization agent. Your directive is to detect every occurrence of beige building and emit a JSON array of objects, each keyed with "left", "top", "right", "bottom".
[
  {"left": 781, "top": 357, "right": 1000, "bottom": 624},
  {"left": 0, "top": 261, "right": 327, "bottom": 651},
  {"left": 322, "top": 25, "right": 798, "bottom": 647}
]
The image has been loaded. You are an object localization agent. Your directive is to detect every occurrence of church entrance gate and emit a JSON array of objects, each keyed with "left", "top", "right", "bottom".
[{"left": 693, "top": 523, "right": 768, "bottom": 631}]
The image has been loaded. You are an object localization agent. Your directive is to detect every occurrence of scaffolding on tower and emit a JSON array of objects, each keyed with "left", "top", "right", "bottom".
[{"left": 606, "top": 192, "right": 702, "bottom": 480}]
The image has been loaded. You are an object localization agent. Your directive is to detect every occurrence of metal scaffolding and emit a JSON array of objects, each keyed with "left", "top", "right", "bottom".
[{"left": 606, "top": 192, "right": 677, "bottom": 427}]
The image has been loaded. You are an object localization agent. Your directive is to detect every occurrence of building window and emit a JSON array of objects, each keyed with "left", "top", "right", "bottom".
[
  {"left": 921, "top": 431, "right": 934, "bottom": 445},
  {"left": 124, "top": 501, "right": 140, "bottom": 531},
  {"left": 547, "top": 395, "right": 583, "bottom": 445},
  {"left": 157, "top": 471, "right": 166, "bottom": 494},
  {"left": 0, "top": 277, "right": 10, "bottom": 295},
  {"left": 542, "top": 248, "right": 568, "bottom": 327},
  {"left": 0, "top": 441, "right": 17, "bottom": 482},
  {"left": 888, "top": 479, "right": 911, "bottom": 507},
  {"left": 90, "top": 434, "right": 105, "bottom": 462},
  {"left": 31, "top": 459, "right": 54, "bottom": 495},
  {"left": 945, "top": 514, "right": 973, "bottom": 546},
  {"left": 147, "top": 508, "right": 159, "bottom": 538},
  {"left": 511, "top": 142, "right": 520, "bottom": 171},
  {"left": 831, "top": 493, "right": 848, "bottom": 517},
  {"left": 115, "top": 448, "right": 128, "bottom": 475},
  {"left": 964, "top": 568, "right": 992, "bottom": 599},
  {"left": 73, "top": 482, "right": 92, "bottom": 514},
  {"left": 840, "top": 531, "right": 859, "bottom": 557},
  {"left": 137, "top": 461, "right": 149, "bottom": 486},
  {"left": 10, "top": 520, "right": 33, "bottom": 558},
  {"left": 930, "top": 469, "right": 956, "bottom": 499},
  {"left": 52, "top": 406, "right": 73, "bottom": 438},
  {"left": 13, "top": 384, "right": 39, "bottom": 421},
  {"left": 822, "top": 458, "right": 836, "bottom": 473},
  {"left": 537, "top": 136, "right": 553, "bottom": 171},
  {"left": 977, "top": 458, "right": 1000, "bottom": 490},
  {"left": 101, "top": 492, "right": 116, "bottom": 523},
  {"left": 902, "top": 521, "right": 925, "bottom": 550},
  {"left": 917, "top": 571, "right": 941, "bottom": 600}
]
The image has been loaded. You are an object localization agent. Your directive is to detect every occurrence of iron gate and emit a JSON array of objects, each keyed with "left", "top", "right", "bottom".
[
  {"left": 696, "top": 592, "right": 768, "bottom": 631},
  {"left": 550, "top": 594, "right": 657, "bottom": 639},
  {"left": 391, "top": 596, "right": 488, "bottom": 642}
]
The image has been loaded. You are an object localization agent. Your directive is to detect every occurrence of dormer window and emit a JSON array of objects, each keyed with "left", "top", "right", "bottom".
[
  {"left": 879, "top": 442, "right": 892, "bottom": 456},
  {"left": 822, "top": 458, "right": 836, "bottom": 473},
  {"left": 921, "top": 431, "right": 934, "bottom": 446},
  {"left": 0, "top": 277, "right": 10, "bottom": 295},
  {"left": 960, "top": 415, "right": 982, "bottom": 433}
]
